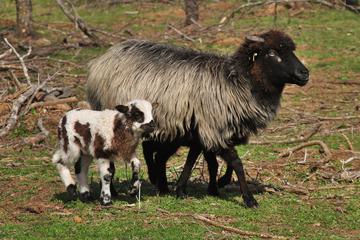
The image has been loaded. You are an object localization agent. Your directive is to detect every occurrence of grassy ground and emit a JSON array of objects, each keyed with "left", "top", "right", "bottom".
[{"left": 1, "top": 0, "right": 360, "bottom": 239}]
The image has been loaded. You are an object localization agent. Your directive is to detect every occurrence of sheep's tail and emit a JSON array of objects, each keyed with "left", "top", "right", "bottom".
[{"left": 52, "top": 150, "right": 62, "bottom": 164}]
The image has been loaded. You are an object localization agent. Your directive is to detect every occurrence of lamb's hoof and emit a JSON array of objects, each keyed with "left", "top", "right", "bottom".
[
  {"left": 100, "top": 195, "right": 112, "bottom": 206},
  {"left": 175, "top": 187, "right": 187, "bottom": 199},
  {"left": 243, "top": 195, "right": 259, "bottom": 208},
  {"left": 207, "top": 187, "right": 220, "bottom": 197},
  {"left": 66, "top": 184, "right": 77, "bottom": 201},
  {"left": 217, "top": 176, "right": 231, "bottom": 189},
  {"left": 79, "top": 191, "right": 92, "bottom": 202}
]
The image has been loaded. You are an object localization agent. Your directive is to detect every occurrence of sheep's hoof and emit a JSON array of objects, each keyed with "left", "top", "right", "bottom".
[
  {"left": 100, "top": 195, "right": 112, "bottom": 206},
  {"left": 66, "top": 184, "right": 77, "bottom": 201},
  {"left": 79, "top": 191, "right": 92, "bottom": 202},
  {"left": 175, "top": 187, "right": 187, "bottom": 199},
  {"left": 217, "top": 176, "right": 231, "bottom": 189},
  {"left": 243, "top": 195, "right": 259, "bottom": 208},
  {"left": 207, "top": 187, "right": 220, "bottom": 197},
  {"left": 110, "top": 183, "right": 118, "bottom": 197}
]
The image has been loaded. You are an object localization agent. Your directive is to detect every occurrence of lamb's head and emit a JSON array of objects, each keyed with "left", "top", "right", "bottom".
[
  {"left": 115, "top": 99, "right": 156, "bottom": 135},
  {"left": 236, "top": 30, "right": 309, "bottom": 88}
]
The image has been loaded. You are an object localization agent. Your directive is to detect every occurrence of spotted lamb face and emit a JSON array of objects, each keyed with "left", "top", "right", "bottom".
[{"left": 115, "top": 99, "right": 156, "bottom": 135}]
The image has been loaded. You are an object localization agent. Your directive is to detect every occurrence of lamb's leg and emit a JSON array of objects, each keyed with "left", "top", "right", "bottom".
[
  {"left": 75, "top": 155, "right": 92, "bottom": 202},
  {"left": 53, "top": 150, "right": 77, "bottom": 200},
  {"left": 203, "top": 151, "right": 219, "bottom": 196},
  {"left": 97, "top": 158, "right": 113, "bottom": 205},
  {"left": 175, "top": 143, "right": 202, "bottom": 198},
  {"left": 218, "top": 165, "right": 233, "bottom": 188},
  {"left": 129, "top": 155, "right": 141, "bottom": 196},
  {"left": 142, "top": 141, "right": 157, "bottom": 185},
  {"left": 219, "top": 147, "right": 258, "bottom": 208},
  {"left": 108, "top": 162, "right": 118, "bottom": 197}
]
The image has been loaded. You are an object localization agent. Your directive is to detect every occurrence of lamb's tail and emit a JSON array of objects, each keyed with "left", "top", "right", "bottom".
[{"left": 52, "top": 150, "right": 62, "bottom": 164}]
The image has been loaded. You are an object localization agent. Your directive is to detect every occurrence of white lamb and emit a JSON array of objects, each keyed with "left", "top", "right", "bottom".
[{"left": 52, "top": 99, "right": 156, "bottom": 205}]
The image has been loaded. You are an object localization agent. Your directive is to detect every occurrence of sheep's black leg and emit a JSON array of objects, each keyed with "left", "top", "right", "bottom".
[
  {"left": 142, "top": 141, "right": 157, "bottom": 185},
  {"left": 219, "top": 147, "right": 258, "bottom": 208},
  {"left": 218, "top": 165, "right": 233, "bottom": 188},
  {"left": 203, "top": 151, "right": 219, "bottom": 196},
  {"left": 154, "top": 144, "right": 179, "bottom": 194},
  {"left": 175, "top": 143, "right": 202, "bottom": 198}
]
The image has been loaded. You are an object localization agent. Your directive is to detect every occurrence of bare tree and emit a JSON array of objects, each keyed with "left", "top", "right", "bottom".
[
  {"left": 184, "top": 0, "right": 199, "bottom": 26},
  {"left": 16, "top": 0, "right": 33, "bottom": 37}
]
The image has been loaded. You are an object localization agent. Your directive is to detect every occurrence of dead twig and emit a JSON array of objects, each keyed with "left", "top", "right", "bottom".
[
  {"left": 3, "top": 38, "right": 32, "bottom": 85},
  {"left": 55, "top": 0, "right": 102, "bottom": 46},
  {"left": 251, "top": 123, "right": 321, "bottom": 145},
  {"left": 29, "top": 96, "right": 78, "bottom": 109},
  {"left": 0, "top": 85, "right": 37, "bottom": 138},
  {"left": 0, "top": 49, "right": 12, "bottom": 60},
  {"left": 279, "top": 140, "right": 332, "bottom": 158},
  {"left": 341, "top": 133, "right": 354, "bottom": 151},
  {"left": 318, "top": 115, "right": 360, "bottom": 121},
  {"left": 167, "top": 24, "right": 195, "bottom": 42},
  {"left": 157, "top": 209, "right": 292, "bottom": 239}
]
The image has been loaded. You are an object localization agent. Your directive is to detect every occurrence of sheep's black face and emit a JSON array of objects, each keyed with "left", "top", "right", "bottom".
[
  {"left": 244, "top": 30, "right": 309, "bottom": 88},
  {"left": 260, "top": 49, "right": 309, "bottom": 87}
]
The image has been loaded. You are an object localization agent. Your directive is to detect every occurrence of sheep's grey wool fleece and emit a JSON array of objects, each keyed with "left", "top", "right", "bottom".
[{"left": 87, "top": 40, "right": 276, "bottom": 150}]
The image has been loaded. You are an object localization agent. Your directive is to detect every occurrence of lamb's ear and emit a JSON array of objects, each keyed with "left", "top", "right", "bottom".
[
  {"left": 115, "top": 104, "right": 129, "bottom": 113},
  {"left": 246, "top": 35, "right": 265, "bottom": 43}
]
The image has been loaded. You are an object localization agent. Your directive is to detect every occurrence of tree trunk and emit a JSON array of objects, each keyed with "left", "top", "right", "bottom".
[
  {"left": 184, "top": 0, "right": 199, "bottom": 26},
  {"left": 16, "top": 0, "right": 33, "bottom": 37}
]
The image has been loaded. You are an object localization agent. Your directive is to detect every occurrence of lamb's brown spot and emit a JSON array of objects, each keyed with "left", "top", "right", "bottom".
[
  {"left": 61, "top": 116, "right": 68, "bottom": 152},
  {"left": 74, "top": 136, "right": 82, "bottom": 148},
  {"left": 112, "top": 117, "right": 138, "bottom": 161},
  {"left": 74, "top": 121, "right": 91, "bottom": 150},
  {"left": 128, "top": 105, "right": 145, "bottom": 123},
  {"left": 94, "top": 133, "right": 113, "bottom": 159}
]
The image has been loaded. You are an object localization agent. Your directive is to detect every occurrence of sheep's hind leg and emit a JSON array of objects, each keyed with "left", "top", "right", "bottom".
[
  {"left": 219, "top": 147, "right": 258, "bottom": 208},
  {"left": 75, "top": 155, "right": 92, "bottom": 202},
  {"left": 175, "top": 143, "right": 202, "bottom": 198},
  {"left": 97, "top": 158, "right": 113, "bottom": 205},
  {"left": 129, "top": 156, "right": 141, "bottom": 196},
  {"left": 203, "top": 151, "right": 219, "bottom": 196},
  {"left": 217, "top": 165, "right": 233, "bottom": 188}
]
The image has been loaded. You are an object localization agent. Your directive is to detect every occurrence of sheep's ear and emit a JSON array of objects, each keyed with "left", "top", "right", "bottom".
[
  {"left": 246, "top": 35, "right": 265, "bottom": 43},
  {"left": 115, "top": 104, "right": 129, "bottom": 113},
  {"left": 152, "top": 102, "right": 159, "bottom": 108}
]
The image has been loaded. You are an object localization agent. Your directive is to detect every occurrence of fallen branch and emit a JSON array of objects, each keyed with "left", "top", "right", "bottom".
[
  {"left": 0, "top": 85, "right": 37, "bottom": 138},
  {"left": 251, "top": 123, "right": 321, "bottom": 145},
  {"left": 318, "top": 115, "right": 360, "bottom": 121},
  {"left": 167, "top": 24, "right": 195, "bottom": 42},
  {"left": 157, "top": 209, "right": 292, "bottom": 239},
  {"left": 279, "top": 140, "right": 332, "bottom": 158},
  {"left": 3, "top": 38, "right": 32, "bottom": 85},
  {"left": 0, "top": 49, "right": 12, "bottom": 60},
  {"left": 328, "top": 80, "right": 360, "bottom": 85},
  {"left": 55, "top": 0, "right": 102, "bottom": 46},
  {"left": 341, "top": 133, "right": 354, "bottom": 151},
  {"left": 29, "top": 96, "right": 78, "bottom": 109}
]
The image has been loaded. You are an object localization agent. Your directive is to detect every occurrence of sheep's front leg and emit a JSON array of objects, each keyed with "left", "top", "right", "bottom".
[
  {"left": 129, "top": 155, "right": 141, "bottom": 196},
  {"left": 97, "top": 158, "right": 113, "bottom": 205},
  {"left": 75, "top": 155, "right": 92, "bottom": 202},
  {"left": 219, "top": 147, "right": 258, "bottom": 208}
]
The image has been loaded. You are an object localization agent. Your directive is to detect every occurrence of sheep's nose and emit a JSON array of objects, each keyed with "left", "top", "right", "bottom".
[{"left": 295, "top": 68, "right": 309, "bottom": 81}]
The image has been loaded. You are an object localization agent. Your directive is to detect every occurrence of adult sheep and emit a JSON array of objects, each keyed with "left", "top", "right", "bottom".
[{"left": 87, "top": 30, "right": 309, "bottom": 208}]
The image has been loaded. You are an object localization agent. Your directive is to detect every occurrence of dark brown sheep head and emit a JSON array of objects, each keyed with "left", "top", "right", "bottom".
[{"left": 236, "top": 30, "right": 309, "bottom": 89}]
